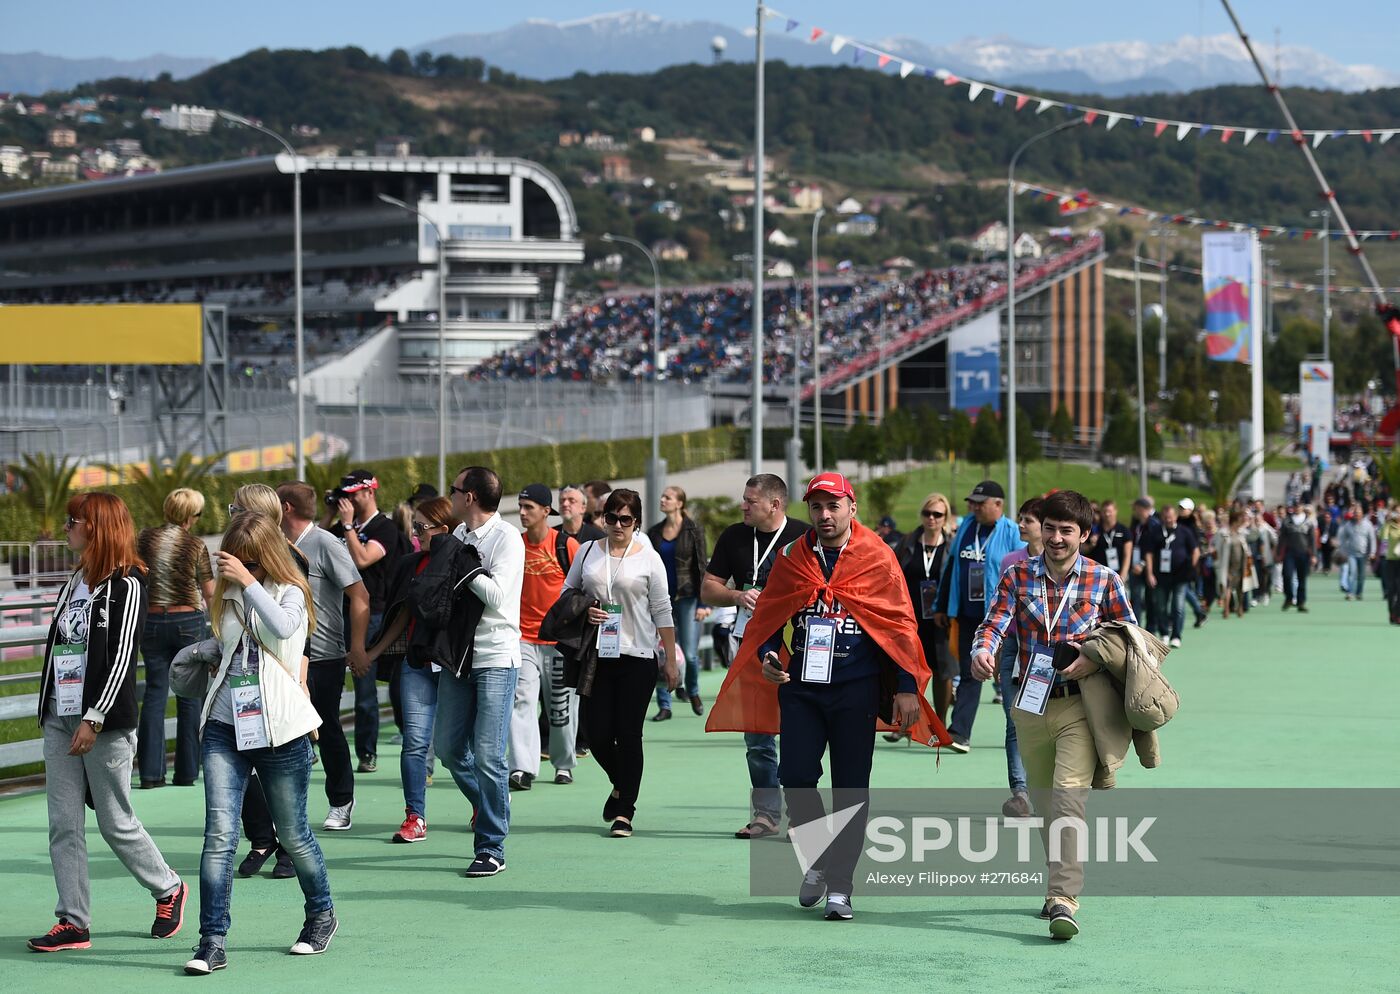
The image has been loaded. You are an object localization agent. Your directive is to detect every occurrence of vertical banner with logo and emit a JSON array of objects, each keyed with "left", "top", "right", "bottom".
[
  {"left": 1299, "top": 361, "right": 1335, "bottom": 462},
  {"left": 948, "top": 311, "right": 1001, "bottom": 414},
  {"left": 1202, "top": 231, "right": 1264, "bottom": 496}
]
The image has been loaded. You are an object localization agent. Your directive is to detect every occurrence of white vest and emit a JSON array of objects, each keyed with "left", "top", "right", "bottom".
[{"left": 200, "top": 580, "right": 320, "bottom": 747}]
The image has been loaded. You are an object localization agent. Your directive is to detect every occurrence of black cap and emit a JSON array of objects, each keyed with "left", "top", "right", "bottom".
[
  {"left": 339, "top": 469, "right": 378, "bottom": 494},
  {"left": 878, "top": 516, "right": 898, "bottom": 529},
  {"left": 408, "top": 483, "right": 438, "bottom": 504},
  {"left": 517, "top": 483, "right": 558, "bottom": 515},
  {"left": 966, "top": 480, "right": 1005, "bottom": 503}
]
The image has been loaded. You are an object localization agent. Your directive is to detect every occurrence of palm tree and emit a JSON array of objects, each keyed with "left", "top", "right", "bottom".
[
  {"left": 1198, "top": 434, "right": 1273, "bottom": 509},
  {"left": 305, "top": 454, "right": 352, "bottom": 502},
  {"left": 107, "top": 450, "right": 227, "bottom": 526},
  {"left": 8, "top": 453, "right": 79, "bottom": 538}
]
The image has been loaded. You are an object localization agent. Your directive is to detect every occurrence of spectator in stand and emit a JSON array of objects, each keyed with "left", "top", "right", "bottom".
[
  {"left": 135, "top": 487, "right": 214, "bottom": 790},
  {"left": 647, "top": 486, "right": 710, "bottom": 720}
]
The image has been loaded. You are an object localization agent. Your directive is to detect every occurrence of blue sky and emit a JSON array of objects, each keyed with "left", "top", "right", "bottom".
[{"left": 3, "top": 1, "right": 1395, "bottom": 68}]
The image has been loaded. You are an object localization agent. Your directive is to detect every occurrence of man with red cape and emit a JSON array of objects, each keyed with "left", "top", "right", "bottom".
[{"left": 706, "top": 473, "right": 951, "bottom": 921}]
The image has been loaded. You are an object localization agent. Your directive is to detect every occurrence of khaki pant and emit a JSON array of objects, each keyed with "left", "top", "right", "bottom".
[{"left": 1011, "top": 694, "right": 1095, "bottom": 912}]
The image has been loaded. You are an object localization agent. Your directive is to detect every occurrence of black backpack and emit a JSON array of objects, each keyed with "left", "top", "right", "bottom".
[{"left": 553, "top": 528, "right": 575, "bottom": 574}]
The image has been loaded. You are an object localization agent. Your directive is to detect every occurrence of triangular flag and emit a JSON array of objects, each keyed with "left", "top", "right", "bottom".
[
  {"left": 968, "top": 83, "right": 984, "bottom": 101},
  {"left": 1220, "top": 128, "right": 1235, "bottom": 143},
  {"left": 1176, "top": 122, "right": 1193, "bottom": 140},
  {"left": 1200, "top": 123, "right": 1213, "bottom": 135},
  {"left": 1333, "top": 129, "right": 1346, "bottom": 139},
  {"left": 1015, "top": 94, "right": 1029, "bottom": 111},
  {"left": 852, "top": 49, "right": 861, "bottom": 64},
  {"left": 1134, "top": 115, "right": 1144, "bottom": 127},
  {"left": 1267, "top": 129, "right": 1279, "bottom": 142},
  {"left": 1105, "top": 112, "right": 1123, "bottom": 130},
  {"left": 809, "top": 27, "right": 824, "bottom": 42},
  {"left": 831, "top": 35, "right": 846, "bottom": 55},
  {"left": 785, "top": 19, "right": 799, "bottom": 31},
  {"left": 1083, "top": 110, "right": 1099, "bottom": 125},
  {"left": 1312, "top": 131, "right": 1327, "bottom": 148},
  {"left": 877, "top": 53, "right": 892, "bottom": 69},
  {"left": 1036, "top": 98, "right": 1054, "bottom": 114},
  {"left": 993, "top": 89, "right": 1005, "bottom": 106},
  {"left": 1303, "top": 231, "right": 1314, "bottom": 241},
  {"left": 1381, "top": 130, "right": 1397, "bottom": 144},
  {"left": 943, "top": 74, "right": 960, "bottom": 86},
  {"left": 1154, "top": 121, "right": 1169, "bottom": 137},
  {"left": 1243, "top": 129, "right": 1258, "bottom": 145},
  {"left": 899, "top": 61, "right": 915, "bottom": 79},
  {"left": 1291, "top": 129, "right": 1304, "bottom": 143},
  {"left": 1363, "top": 130, "right": 1374, "bottom": 143}
]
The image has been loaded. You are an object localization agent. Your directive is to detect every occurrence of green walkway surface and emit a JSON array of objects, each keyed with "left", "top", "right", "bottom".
[{"left": 2, "top": 581, "right": 1396, "bottom": 992}]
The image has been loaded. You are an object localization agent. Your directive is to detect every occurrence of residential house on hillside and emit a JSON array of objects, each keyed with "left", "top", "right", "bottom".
[
  {"left": 790, "top": 184, "right": 823, "bottom": 211},
  {"left": 635, "top": 126, "right": 656, "bottom": 143},
  {"left": 652, "top": 200, "right": 683, "bottom": 222},
  {"left": 375, "top": 136, "right": 413, "bottom": 158},
  {"left": 835, "top": 197, "right": 863, "bottom": 214},
  {"left": 602, "top": 155, "right": 631, "bottom": 182},
  {"left": 0, "top": 146, "right": 28, "bottom": 177},
  {"left": 970, "top": 220, "right": 1042, "bottom": 258},
  {"left": 48, "top": 127, "right": 77, "bottom": 148},
  {"left": 651, "top": 239, "right": 689, "bottom": 262},
  {"left": 583, "top": 132, "right": 621, "bottom": 151},
  {"left": 156, "top": 105, "right": 216, "bottom": 133},
  {"left": 767, "top": 228, "right": 799, "bottom": 248},
  {"left": 834, "top": 213, "right": 878, "bottom": 237}
]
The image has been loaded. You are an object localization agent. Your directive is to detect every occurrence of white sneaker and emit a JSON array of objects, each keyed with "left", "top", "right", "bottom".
[
  {"left": 322, "top": 800, "right": 355, "bottom": 831},
  {"left": 1169, "top": 637, "right": 1182, "bottom": 648}
]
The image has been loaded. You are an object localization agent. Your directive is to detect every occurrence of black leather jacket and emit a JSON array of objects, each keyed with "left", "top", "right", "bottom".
[{"left": 646, "top": 515, "right": 708, "bottom": 601}]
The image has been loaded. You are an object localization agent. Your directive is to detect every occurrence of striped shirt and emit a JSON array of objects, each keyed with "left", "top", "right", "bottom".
[
  {"left": 137, "top": 524, "right": 213, "bottom": 610},
  {"left": 973, "top": 553, "right": 1136, "bottom": 678}
]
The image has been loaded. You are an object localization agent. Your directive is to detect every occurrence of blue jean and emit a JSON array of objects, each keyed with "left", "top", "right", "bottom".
[
  {"left": 199, "top": 721, "right": 332, "bottom": 938},
  {"left": 998, "top": 641, "right": 1028, "bottom": 794},
  {"left": 400, "top": 664, "right": 439, "bottom": 818},
  {"left": 1155, "top": 581, "right": 1189, "bottom": 640},
  {"left": 745, "top": 733, "right": 781, "bottom": 822},
  {"left": 137, "top": 613, "right": 207, "bottom": 784},
  {"left": 433, "top": 665, "right": 517, "bottom": 860},
  {"left": 656, "top": 596, "right": 701, "bottom": 709},
  {"left": 949, "top": 613, "right": 984, "bottom": 742},
  {"left": 1347, "top": 555, "right": 1368, "bottom": 597},
  {"left": 1283, "top": 549, "right": 1311, "bottom": 607},
  {"left": 353, "top": 612, "right": 384, "bottom": 760}
]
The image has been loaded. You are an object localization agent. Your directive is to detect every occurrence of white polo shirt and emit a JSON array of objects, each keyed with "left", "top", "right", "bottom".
[{"left": 453, "top": 512, "right": 524, "bottom": 668}]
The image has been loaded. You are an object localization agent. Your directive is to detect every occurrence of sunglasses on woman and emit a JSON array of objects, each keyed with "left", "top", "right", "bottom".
[
  {"left": 411, "top": 520, "right": 440, "bottom": 534},
  {"left": 604, "top": 512, "right": 636, "bottom": 527},
  {"left": 63, "top": 516, "right": 84, "bottom": 529},
  {"left": 239, "top": 561, "right": 261, "bottom": 572},
  {"left": 921, "top": 509, "right": 946, "bottom": 519}
]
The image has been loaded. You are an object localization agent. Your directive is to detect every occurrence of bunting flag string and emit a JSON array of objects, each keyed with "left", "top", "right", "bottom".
[
  {"left": 1163, "top": 263, "right": 1400, "bottom": 295},
  {"left": 1015, "top": 180, "right": 1400, "bottom": 241},
  {"left": 768, "top": 7, "right": 1400, "bottom": 146}
]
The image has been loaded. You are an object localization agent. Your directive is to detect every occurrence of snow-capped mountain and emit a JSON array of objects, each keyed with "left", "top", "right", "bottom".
[{"left": 414, "top": 11, "right": 1399, "bottom": 93}]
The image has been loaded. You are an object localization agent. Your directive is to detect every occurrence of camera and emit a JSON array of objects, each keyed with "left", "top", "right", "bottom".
[{"left": 325, "top": 489, "right": 348, "bottom": 509}]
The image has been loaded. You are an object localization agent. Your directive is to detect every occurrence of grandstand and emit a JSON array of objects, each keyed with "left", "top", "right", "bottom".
[{"left": 0, "top": 155, "right": 585, "bottom": 387}]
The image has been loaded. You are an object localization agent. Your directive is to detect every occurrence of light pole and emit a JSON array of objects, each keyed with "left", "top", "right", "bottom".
[
  {"left": 786, "top": 277, "right": 802, "bottom": 489},
  {"left": 750, "top": 0, "right": 767, "bottom": 475},
  {"left": 1154, "top": 227, "right": 1173, "bottom": 396},
  {"left": 219, "top": 110, "right": 305, "bottom": 478},
  {"left": 811, "top": 208, "right": 826, "bottom": 470},
  {"left": 379, "top": 193, "right": 448, "bottom": 494},
  {"left": 1132, "top": 244, "right": 1151, "bottom": 498},
  {"left": 1310, "top": 208, "right": 1332, "bottom": 360},
  {"left": 1007, "top": 115, "right": 1085, "bottom": 511},
  {"left": 603, "top": 233, "right": 666, "bottom": 525}
]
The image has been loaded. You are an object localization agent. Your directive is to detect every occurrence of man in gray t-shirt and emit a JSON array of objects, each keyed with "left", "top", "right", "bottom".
[{"left": 278, "top": 483, "right": 370, "bottom": 827}]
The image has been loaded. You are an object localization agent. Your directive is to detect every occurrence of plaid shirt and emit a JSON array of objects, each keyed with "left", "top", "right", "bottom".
[{"left": 973, "top": 553, "right": 1136, "bottom": 678}]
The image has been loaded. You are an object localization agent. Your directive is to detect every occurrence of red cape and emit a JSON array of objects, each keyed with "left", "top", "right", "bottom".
[{"left": 705, "top": 519, "right": 952, "bottom": 747}]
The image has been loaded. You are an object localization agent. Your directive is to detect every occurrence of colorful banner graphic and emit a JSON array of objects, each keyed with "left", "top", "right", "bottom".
[
  {"left": 1299, "top": 362, "right": 1335, "bottom": 461},
  {"left": 1202, "top": 232, "right": 1256, "bottom": 363},
  {"left": 948, "top": 311, "right": 1001, "bottom": 413}
]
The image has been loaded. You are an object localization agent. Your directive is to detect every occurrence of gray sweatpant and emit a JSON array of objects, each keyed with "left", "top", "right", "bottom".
[
  {"left": 508, "top": 642, "right": 578, "bottom": 777},
  {"left": 43, "top": 711, "right": 181, "bottom": 930}
]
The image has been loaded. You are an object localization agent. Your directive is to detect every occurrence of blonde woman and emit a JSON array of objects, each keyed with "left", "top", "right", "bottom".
[
  {"left": 178, "top": 513, "right": 335, "bottom": 973},
  {"left": 891, "top": 492, "right": 957, "bottom": 730},
  {"left": 135, "top": 486, "right": 214, "bottom": 788}
]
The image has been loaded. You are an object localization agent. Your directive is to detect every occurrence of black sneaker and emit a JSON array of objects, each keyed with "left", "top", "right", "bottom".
[
  {"left": 948, "top": 737, "right": 971, "bottom": 754},
  {"left": 289, "top": 912, "right": 338, "bottom": 955},
  {"left": 151, "top": 880, "right": 187, "bottom": 939},
  {"left": 798, "top": 869, "right": 826, "bottom": 908},
  {"left": 1038, "top": 901, "right": 1053, "bottom": 920},
  {"left": 184, "top": 939, "right": 227, "bottom": 974},
  {"left": 272, "top": 848, "right": 296, "bottom": 879},
  {"left": 1194, "top": 614, "right": 1208, "bottom": 629},
  {"left": 464, "top": 853, "right": 506, "bottom": 877},
  {"left": 603, "top": 789, "right": 622, "bottom": 823},
  {"left": 650, "top": 709, "right": 672, "bottom": 722},
  {"left": 554, "top": 770, "right": 574, "bottom": 785},
  {"left": 357, "top": 756, "right": 377, "bottom": 773},
  {"left": 824, "top": 893, "right": 854, "bottom": 921},
  {"left": 28, "top": 918, "right": 91, "bottom": 952},
  {"left": 509, "top": 771, "right": 534, "bottom": 792},
  {"left": 1047, "top": 903, "right": 1080, "bottom": 940},
  {"left": 237, "top": 847, "right": 276, "bottom": 878},
  {"left": 609, "top": 818, "right": 633, "bottom": 838}
]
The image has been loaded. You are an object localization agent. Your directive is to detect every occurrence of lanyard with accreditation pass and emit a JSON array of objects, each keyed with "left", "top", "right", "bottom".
[
  {"left": 733, "top": 524, "right": 786, "bottom": 639},
  {"left": 801, "top": 538, "right": 848, "bottom": 684},
  {"left": 1014, "top": 571, "right": 1078, "bottom": 717},
  {"left": 597, "top": 537, "right": 634, "bottom": 659}
]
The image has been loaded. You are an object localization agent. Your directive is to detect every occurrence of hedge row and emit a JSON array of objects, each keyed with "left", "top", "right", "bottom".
[{"left": 0, "top": 426, "right": 738, "bottom": 542}]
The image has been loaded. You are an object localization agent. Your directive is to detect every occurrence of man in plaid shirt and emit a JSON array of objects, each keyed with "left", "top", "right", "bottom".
[{"left": 971, "top": 490, "right": 1136, "bottom": 942}]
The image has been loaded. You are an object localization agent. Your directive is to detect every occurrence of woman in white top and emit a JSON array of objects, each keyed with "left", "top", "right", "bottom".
[
  {"left": 181, "top": 513, "right": 336, "bottom": 974},
  {"left": 563, "top": 488, "right": 678, "bottom": 837}
]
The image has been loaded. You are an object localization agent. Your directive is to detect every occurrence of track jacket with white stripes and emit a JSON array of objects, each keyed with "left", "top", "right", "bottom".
[{"left": 38, "top": 567, "right": 148, "bottom": 730}]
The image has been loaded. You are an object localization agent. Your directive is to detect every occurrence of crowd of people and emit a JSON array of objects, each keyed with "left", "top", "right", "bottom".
[
  {"left": 43, "top": 446, "right": 1381, "bottom": 963},
  {"left": 468, "top": 256, "right": 1039, "bottom": 388}
]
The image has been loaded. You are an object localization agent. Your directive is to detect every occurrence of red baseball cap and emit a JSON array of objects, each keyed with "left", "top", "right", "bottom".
[{"left": 804, "top": 472, "right": 856, "bottom": 502}]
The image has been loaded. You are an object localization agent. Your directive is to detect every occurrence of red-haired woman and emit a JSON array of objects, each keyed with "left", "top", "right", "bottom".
[{"left": 28, "top": 493, "right": 187, "bottom": 952}]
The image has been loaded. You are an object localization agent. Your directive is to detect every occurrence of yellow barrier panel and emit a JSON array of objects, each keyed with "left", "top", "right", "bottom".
[{"left": 0, "top": 304, "right": 203, "bottom": 364}]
